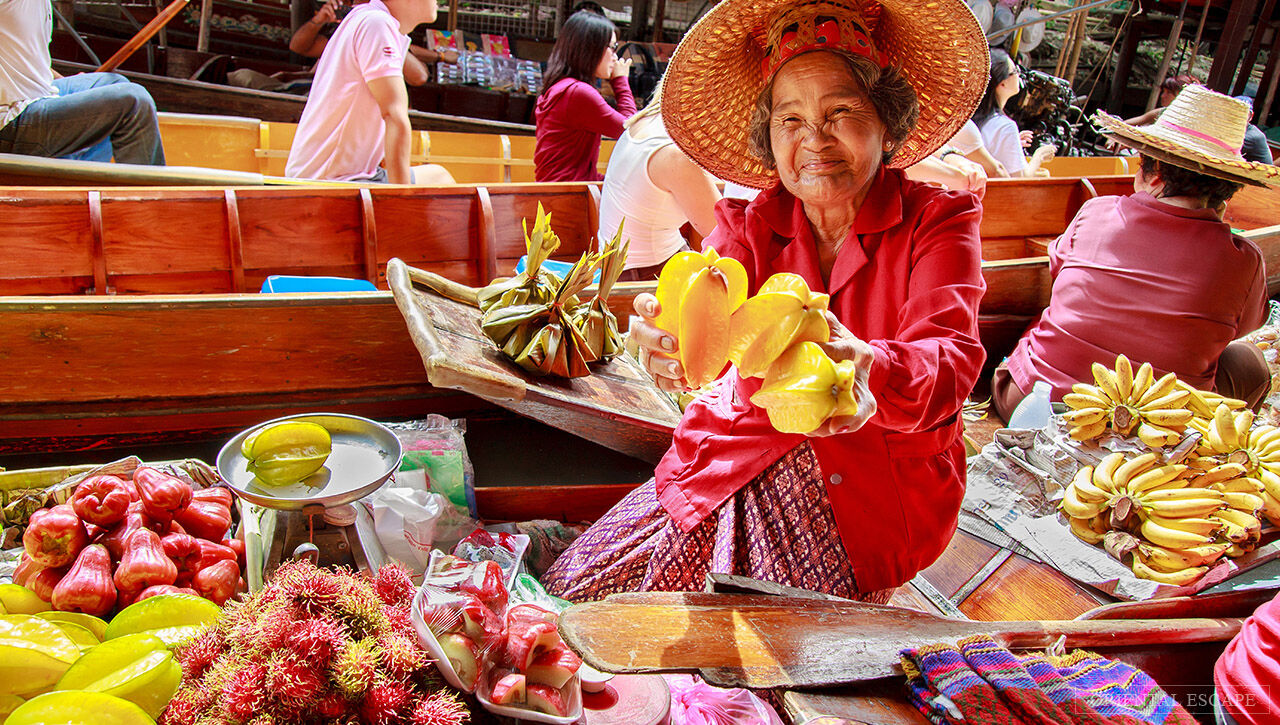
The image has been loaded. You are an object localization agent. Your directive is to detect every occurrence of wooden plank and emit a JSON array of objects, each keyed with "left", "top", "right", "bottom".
[
  {"left": 88, "top": 190, "right": 107, "bottom": 294},
  {"left": 475, "top": 482, "right": 641, "bottom": 523},
  {"left": 958, "top": 552, "right": 1109, "bottom": 621},
  {"left": 917, "top": 529, "right": 1002, "bottom": 599},
  {"left": 224, "top": 189, "right": 245, "bottom": 292}
]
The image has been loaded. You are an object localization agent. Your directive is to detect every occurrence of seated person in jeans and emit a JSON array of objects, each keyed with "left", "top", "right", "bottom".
[
  {"left": 994, "top": 86, "right": 1278, "bottom": 420},
  {"left": 285, "top": 0, "right": 453, "bottom": 183},
  {"left": 0, "top": 0, "right": 164, "bottom": 165}
]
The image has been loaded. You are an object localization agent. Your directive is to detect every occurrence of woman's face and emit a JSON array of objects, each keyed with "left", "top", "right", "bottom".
[
  {"left": 595, "top": 33, "right": 617, "bottom": 79},
  {"left": 995, "top": 59, "right": 1020, "bottom": 106},
  {"left": 768, "top": 52, "right": 888, "bottom": 210}
]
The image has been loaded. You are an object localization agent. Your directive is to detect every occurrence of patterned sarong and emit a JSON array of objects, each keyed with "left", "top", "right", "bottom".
[
  {"left": 541, "top": 442, "right": 894, "bottom": 603},
  {"left": 901, "top": 635, "right": 1198, "bottom": 725}
]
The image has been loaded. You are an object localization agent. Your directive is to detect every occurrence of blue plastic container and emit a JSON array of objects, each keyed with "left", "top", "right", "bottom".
[
  {"left": 513, "top": 256, "right": 601, "bottom": 283},
  {"left": 260, "top": 275, "right": 378, "bottom": 293}
]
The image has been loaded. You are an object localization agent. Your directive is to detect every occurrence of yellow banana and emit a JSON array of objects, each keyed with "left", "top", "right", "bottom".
[
  {"left": 1127, "top": 464, "right": 1188, "bottom": 494},
  {"left": 1142, "top": 409, "right": 1194, "bottom": 428},
  {"left": 1196, "top": 463, "right": 1250, "bottom": 486},
  {"left": 1139, "top": 517, "right": 1217, "bottom": 549},
  {"left": 1113, "top": 452, "right": 1161, "bottom": 490},
  {"left": 1093, "top": 452, "right": 1127, "bottom": 493},
  {"left": 1259, "top": 467, "right": 1280, "bottom": 501},
  {"left": 1069, "top": 466, "right": 1110, "bottom": 503},
  {"left": 1179, "top": 382, "right": 1216, "bottom": 418},
  {"left": 1060, "top": 482, "right": 1105, "bottom": 519},
  {"left": 1063, "top": 408, "right": 1108, "bottom": 427},
  {"left": 1214, "top": 404, "right": 1241, "bottom": 450},
  {"left": 1260, "top": 490, "right": 1280, "bottom": 527},
  {"left": 1139, "top": 390, "right": 1192, "bottom": 411},
  {"left": 1227, "top": 543, "right": 1251, "bottom": 558},
  {"left": 1132, "top": 557, "right": 1208, "bottom": 586},
  {"left": 1137, "top": 422, "right": 1180, "bottom": 448},
  {"left": 1131, "top": 362, "right": 1154, "bottom": 403},
  {"left": 1222, "top": 491, "right": 1264, "bottom": 513},
  {"left": 1068, "top": 516, "right": 1106, "bottom": 544},
  {"left": 1234, "top": 410, "right": 1257, "bottom": 441},
  {"left": 1209, "top": 477, "right": 1263, "bottom": 494},
  {"left": 1251, "top": 426, "right": 1280, "bottom": 450},
  {"left": 1138, "top": 542, "right": 1230, "bottom": 570},
  {"left": 1145, "top": 514, "right": 1222, "bottom": 536},
  {"left": 1069, "top": 420, "right": 1108, "bottom": 441},
  {"left": 1139, "top": 486, "right": 1218, "bottom": 501},
  {"left": 1212, "top": 508, "right": 1261, "bottom": 542},
  {"left": 1114, "top": 354, "right": 1134, "bottom": 402},
  {"left": 1137, "top": 372, "right": 1179, "bottom": 408},
  {"left": 1068, "top": 385, "right": 1111, "bottom": 406},
  {"left": 1093, "top": 362, "right": 1121, "bottom": 402},
  {"left": 1139, "top": 496, "right": 1226, "bottom": 518}
]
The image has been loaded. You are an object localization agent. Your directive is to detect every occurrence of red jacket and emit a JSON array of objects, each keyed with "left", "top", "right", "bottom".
[
  {"left": 1216, "top": 590, "right": 1280, "bottom": 724},
  {"left": 534, "top": 76, "right": 636, "bottom": 182},
  {"left": 655, "top": 168, "right": 986, "bottom": 592}
]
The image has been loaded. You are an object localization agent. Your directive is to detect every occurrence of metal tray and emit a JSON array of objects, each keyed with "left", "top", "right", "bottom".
[{"left": 217, "top": 413, "right": 402, "bottom": 511}]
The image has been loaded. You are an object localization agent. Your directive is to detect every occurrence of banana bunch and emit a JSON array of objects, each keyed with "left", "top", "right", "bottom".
[
  {"left": 1176, "top": 380, "right": 1248, "bottom": 420},
  {"left": 653, "top": 248, "right": 748, "bottom": 388},
  {"left": 1059, "top": 450, "right": 1264, "bottom": 586},
  {"left": 1184, "top": 403, "right": 1280, "bottom": 530},
  {"left": 726, "top": 273, "right": 830, "bottom": 378},
  {"left": 481, "top": 250, "right": 602, "bottom": 378},
  {"left": 576, "top": 226, "right": 629, "bottom": 364},
  {"left": 749, "top": 341, "right": 859, "bottom": 434},
  {"left": 1062, "top": 355, "right": 1194, "bottom": 447},
  {"left": 476, "top": 203, "right": 564, "bottom": 314}
]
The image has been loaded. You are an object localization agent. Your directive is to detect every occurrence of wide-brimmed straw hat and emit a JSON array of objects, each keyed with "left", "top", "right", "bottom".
[
  {"left": 1094, "top": 85, "right": 1280, "bottom": 187},
  {"left": 660, "top": 0, "right": 989, "bottom": 189}
]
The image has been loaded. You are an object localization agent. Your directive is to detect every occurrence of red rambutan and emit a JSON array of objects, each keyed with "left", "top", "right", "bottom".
[
  {"left": 285, "top": 616, "right": 348, "bottom": 665},
  {"left": 382, "top": 604, "right": 416, "bottom": 639},
  {"left": 265, "top": 653, "right": 328, "bottom": 710},
  {"left": 314, "top": 691, "right": 352, "bottom": 720},
  {"left": 332, "top": 637, "right": 381, "bottom": 700},
  {"left": 272, "top": 560, "right": 348, "bottom": 616},
  {"left": 379, "top": 632, "right": 427, "bottom": 678},
  {"left": 158, "top": 689, "right": 205, "bottom": 725},
  {"left": 177, "top": 628, "right": 226, "bottom": 680},
  {"left": 410, "top": 689, "right": 471, "bottom": 725},
  {"left": 222, "top": 662, "right": 268, "bottom": 724},
  {"left": 372, "top": 561, "right": 416, "bottom": 605},
  {"left": 358, "top": 677, "right": 414, "bottom": 725}
]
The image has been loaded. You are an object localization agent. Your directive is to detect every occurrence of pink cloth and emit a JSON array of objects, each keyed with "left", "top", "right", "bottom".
[
  {"left": 533, "top": 76, "right": 636, "bottom": 181},
  {"left": 1006, "top": 192, "right": 1267, "bottom": 401},
  {"left": 1215, "top": 591, "right": 1280, "bottom": 724},
  {"left": 285, "top": 0, "right": 408, "bottom": 181},
  {"left": 655, "top": 168, "right": 987, "bottom": 593}
]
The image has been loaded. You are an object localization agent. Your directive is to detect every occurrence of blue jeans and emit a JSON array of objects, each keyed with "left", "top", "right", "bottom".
[{"left": 0, "top": 73, "right": 164, "bottom": 165}]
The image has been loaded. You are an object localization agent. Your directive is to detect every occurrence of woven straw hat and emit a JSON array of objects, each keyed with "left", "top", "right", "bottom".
[
  {"left": 660, "top": 0, "right": 989, "bottom": 188},
  {"left": 1094, "top": 85, "right": 1280, "bottom": 187}
]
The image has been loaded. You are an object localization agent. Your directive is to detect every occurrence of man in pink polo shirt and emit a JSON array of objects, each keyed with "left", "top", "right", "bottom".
[
  {"left": 285, "top": 0, "right": 453, "bottom": 183},
  {"left": 992, "top": 86, "right": 1279, "bottom": 420}
]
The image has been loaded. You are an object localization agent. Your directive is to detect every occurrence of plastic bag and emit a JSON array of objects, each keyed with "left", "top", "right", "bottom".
[
  {"left": 388, "top": 416, "right": 475, "bottom": 515},
  {"left": 453, "top": 528, "right": 531, "bottom": 587},
  {"left": 364, "top": 486, "right": 477, "bottom": 575},
  {"left": 664, "top": 674, "right": 784, "bottom": 725}
]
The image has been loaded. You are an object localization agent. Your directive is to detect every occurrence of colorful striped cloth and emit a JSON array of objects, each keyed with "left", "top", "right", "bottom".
[{"left": 901, "top": 634, "right": 1197, "bottom": 725}]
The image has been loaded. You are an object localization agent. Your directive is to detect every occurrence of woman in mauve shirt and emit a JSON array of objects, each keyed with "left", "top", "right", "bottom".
[{"left": 533, "top": 10, "right": 636, "bottom": 181}]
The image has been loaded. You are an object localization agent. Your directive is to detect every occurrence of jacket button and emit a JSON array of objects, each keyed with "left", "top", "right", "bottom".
[{"left": 830, "top": 474, "right": 843, "bottom": 485}]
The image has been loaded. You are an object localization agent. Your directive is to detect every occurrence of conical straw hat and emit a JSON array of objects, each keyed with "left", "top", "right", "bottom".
[
  {"left": 659, "top": 0, "right": 989, "bottom": 189},
  {"left": 1094, "top": 85, "right": 1280, "bottom": 187}
]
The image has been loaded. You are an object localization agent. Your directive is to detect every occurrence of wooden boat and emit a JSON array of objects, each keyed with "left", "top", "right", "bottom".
[{"left": 0, "top": 178, "right": 1276, "bottom": 459}]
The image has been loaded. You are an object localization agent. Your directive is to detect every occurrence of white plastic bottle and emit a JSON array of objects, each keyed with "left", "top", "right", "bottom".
[{"left": 1008, "top": 380, "right": 1053, "bottom": 430}]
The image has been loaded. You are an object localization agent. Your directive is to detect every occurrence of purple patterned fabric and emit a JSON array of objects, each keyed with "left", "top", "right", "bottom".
[{"left": 541, "top": 442, "right": 895, "bottom": 603}]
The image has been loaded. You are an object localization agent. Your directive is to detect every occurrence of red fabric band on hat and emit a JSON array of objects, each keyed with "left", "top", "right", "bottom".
[
  {"left": 1156, "top": 119, "right": 1243, "bottom": 155},
  {"left": 762, "top": 19, "right": 888, "bottom": 76}
]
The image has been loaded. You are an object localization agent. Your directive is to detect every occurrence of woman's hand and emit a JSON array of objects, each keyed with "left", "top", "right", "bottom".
[
  {"left": 942, "top": 153, "right": 987, "bottom": 198},
  {"left": 1018, "top": 129, "right": 1034, "bottom": 148},
  {"left": 311, "top": 1, "right": 338, "bottom": 24},
  {"left": 611, "top": 55, "right": 633, "bottom": 80},
  {"left": 631, "top": 293, "right": 687, "bottom": 393},
  {"left": 810, "top": 312, "right": 878, "bottom": 436}
]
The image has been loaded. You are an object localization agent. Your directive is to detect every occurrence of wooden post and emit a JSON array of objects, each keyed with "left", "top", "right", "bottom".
[
  {"left": 196, "top": 0, "right": 213, "bottom": 52},
  {"left": 1146, "top": 0, "right": 1189, "bottom": 112},
  {"left": 650, "top": 0, "right": 667, "bottom": 43},
  {"left": 155, "top": 0, "right": 168, "bottom": 47},
  {"left": 1064, "top": 7, "right": 1090, "bottom": 84},
  {"left": 1259, "top": 22, "right": 1280, "bottom": 125},
  {"left": 1055, "top": 2, "right": 1082, "bottom": 78},
  {"left": 1187, "top": 0, "right": 1212, "bottom": 71},
  {"left": 1207, "top": 0, "right": 1259, "bottom": 92},
  {"left": 1233, "top": 0, "right": 1276, "bottom": 95},
  {"left": 448, "top": 0, "right": 458, "bottom": 32},
  {"left": 290, "top": 0, "right": 309, "bottom": 35},
  {"left": 629, "top": 0, "right": 651, "bottom": 41},
  {"left": 1107, "top": 15, "right": 1142, "bottom": 113}
]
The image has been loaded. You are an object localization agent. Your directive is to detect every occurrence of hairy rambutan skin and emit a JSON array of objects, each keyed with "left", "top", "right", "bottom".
[
  {"left": 265, "top": 653, "right": 328, "bottom": 713},
  {"left": 285, "top": 616, "right": 348, "bottom": 668},
  {"left": 176, "top": 628, "right": 226, "bottom": 680},
  {"left": 358, "top": 677, "right": 414, "bottom": 725},
  {"left": 314, "top": 691, "right": 352, "bottom": 720},
  {"left": 380, "top": 632, "right": 428, "bottom": 678},
  {"left": 382, "top": 604, "right": 416, "bottom": 639},
  {"left": 332, "top": 637, "right": 381, "bottom": 700},
  {"left": 372, "top": 561, "right": 416, "bottom": 604},
  {"left": 411, "top": 689, "right": 471, "bottom": 725},
  {"left": 159, "top": 692, "right": 204, "bottom": 725},
  {"left": 222, "top": 661, "right": 268, "bottom": 724}
]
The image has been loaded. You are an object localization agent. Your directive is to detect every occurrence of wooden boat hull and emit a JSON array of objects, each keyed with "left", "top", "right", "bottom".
[{"left": 0, "top": 179, "right": 1276, "bottom": 457}]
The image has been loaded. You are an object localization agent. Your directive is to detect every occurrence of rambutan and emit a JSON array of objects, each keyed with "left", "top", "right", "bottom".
[
  {"left": 314, "top": 691, "right": 352, "bottom": 720},
  {"left": 230, "top": 603, "right": 295, "bottom": 659},
  {"left": 379, "top": 632, "right": 427, "bottom": 677},
  {"left": 372, "top": 561, "right": 416, "bottom": 604},
  {"left": 382, "top": 603, "right": 416, "bottom": 639},
  {"left": 265, "top": 653, "right": 328, "bottom": 711},
  {"left": 177, "top": 628, "right": 226, "bottom": 680},
  {"left": 285, "top": 616, "right": 348, "bottom": 665},
  {"left": 271, "top": 560, "right": 348, "bottom": 616},
  {"left": 222, "top": 661, "right": 268, "bottom": 724},
  {"left": 332, "top": 637, "right": 381, "bottom": 700},
  {"left": 358, "top": 677, "right": 414, "bottom": 725},
  {"left": 336, "top": 589, "right": 391, "bottom": 640},
  {"left": 410, "top": 689, "right": 471, "bottom": 725},
  {"left": 158, "top": 690, "right": 204, "bottom": 725}
]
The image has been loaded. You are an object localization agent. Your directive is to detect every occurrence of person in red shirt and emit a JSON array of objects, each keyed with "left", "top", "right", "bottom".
[
  {"left": 1215, "top": 590, "right": 1280, "bottom": 724},
  {"left": 533, "top": 10, "right": 635, "bottom": 181},
  {"left": 994, "top": 86, "right": 1280, "bottom": 420},
  {"left": 540, "top": 0, "right": 989, "bottom": 602}
]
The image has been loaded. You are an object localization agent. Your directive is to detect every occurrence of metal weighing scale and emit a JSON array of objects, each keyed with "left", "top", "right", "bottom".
[{"left": 216, "top": 413, "right": 403, "bottom": 584}]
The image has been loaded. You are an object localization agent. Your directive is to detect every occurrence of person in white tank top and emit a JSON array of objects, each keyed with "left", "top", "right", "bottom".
[{"left": 597, "top": 90, "right": 721, "bottom": 280}]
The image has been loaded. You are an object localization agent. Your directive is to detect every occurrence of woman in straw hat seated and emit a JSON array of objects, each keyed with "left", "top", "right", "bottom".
[
  {"left": 993, "top": 85, "right": 1279, "bottom": 422},
  {"left": 541, "top": 0, "right": 990, "bottom": 602}
]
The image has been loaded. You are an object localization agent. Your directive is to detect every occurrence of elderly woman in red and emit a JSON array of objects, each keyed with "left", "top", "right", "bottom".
[{"left": 541, "top": 0, "right": 990, "bottom": 603}]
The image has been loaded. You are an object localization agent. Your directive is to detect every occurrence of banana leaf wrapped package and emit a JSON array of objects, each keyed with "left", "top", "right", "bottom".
[
  {"left": 476, "top": 202, "right": 564, "bottom": 314},
  {"left": 577, "top": 225, "right": 630, "bottom": 364}
]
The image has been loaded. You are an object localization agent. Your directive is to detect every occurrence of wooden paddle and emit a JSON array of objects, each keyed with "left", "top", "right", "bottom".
[
  {"left": 95, "top": 0, "right": 192, "bottom": 73},
  {"left": 558, "top": 592, "right": 1244, "bottom": 689}
]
